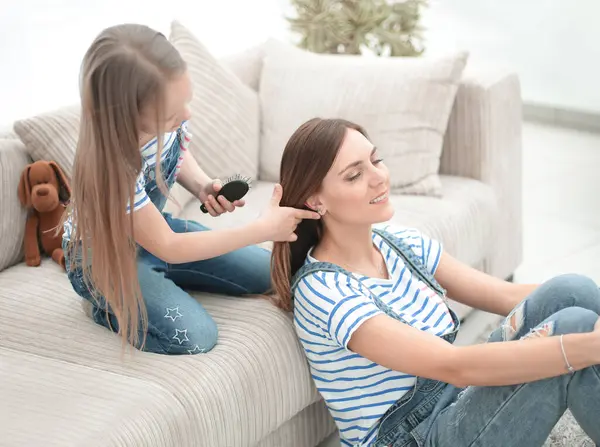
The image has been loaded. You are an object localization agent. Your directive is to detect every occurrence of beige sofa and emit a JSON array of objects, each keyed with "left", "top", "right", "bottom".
[{"left": 0, "top": 30, "right": 522, "bottom": 447}]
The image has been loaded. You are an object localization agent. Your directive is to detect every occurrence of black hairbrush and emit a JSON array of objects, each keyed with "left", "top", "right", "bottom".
[{"left": 200, "top": 174, "right": 252, "bottom": 213}]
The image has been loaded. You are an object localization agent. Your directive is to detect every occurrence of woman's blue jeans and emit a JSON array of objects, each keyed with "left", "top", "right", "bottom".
[{"left": 403, "top": 273, "right": 600, "bottom": 447}]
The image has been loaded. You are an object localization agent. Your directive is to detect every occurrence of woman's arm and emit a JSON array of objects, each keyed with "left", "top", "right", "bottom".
[
  {"left": 349, "top": 313, "right": 600, "bottom": 388},
  {"left": 132, "top": 184, "right": 319, "bottom": 264},
  {"left": 434, "top": 252, "right": 538, "bottom": 316}
]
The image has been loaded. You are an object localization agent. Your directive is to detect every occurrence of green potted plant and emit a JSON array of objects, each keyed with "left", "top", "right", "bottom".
[{"left": 286, "top": 0, "right": 428, "bottom": 57}]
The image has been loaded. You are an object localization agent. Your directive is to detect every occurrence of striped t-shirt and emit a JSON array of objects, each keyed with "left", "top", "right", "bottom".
[
  {"left": 63, "top": 121, "right": 190, "bottom": 241},
  {"left": 293, "top": 224, "right": 453, "bottom": 447}
]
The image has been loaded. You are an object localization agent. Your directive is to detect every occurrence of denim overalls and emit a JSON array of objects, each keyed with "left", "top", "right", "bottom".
[
  {"left": 291, "top": 229, "right": 463, "bottom": 447},
  {"left": 64, "top": 126, "right": 271, "bottom": 355}
]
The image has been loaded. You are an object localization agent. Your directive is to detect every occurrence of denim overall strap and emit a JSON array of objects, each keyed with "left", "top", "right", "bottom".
[
  {"left": 372, "top": 229, "right": 447, "bottom": 298},
  {"left": 372, "top": 229, "right": 461, "bottom": 338}
]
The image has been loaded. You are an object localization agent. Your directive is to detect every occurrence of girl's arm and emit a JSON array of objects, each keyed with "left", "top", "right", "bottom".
[
  {"left": 434, "top": 252, "right": 538, "bottom": 316},
  {"left": 349, "top": 313, "right": 600, "bottom": 388},
  {"left": 176, "top": 149, "right": 211, "bottom": 198},
  {"left": 132, "top": 184, "right": 319, "bottom": 264}
]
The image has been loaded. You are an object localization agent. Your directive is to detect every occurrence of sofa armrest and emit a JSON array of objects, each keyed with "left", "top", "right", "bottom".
[{"left": 440, "top": 68, "right": 523, "bottom": 279}]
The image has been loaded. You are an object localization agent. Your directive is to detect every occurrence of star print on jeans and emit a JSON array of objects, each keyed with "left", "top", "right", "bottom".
[
  {"left": 187, "top": 345, "right": 205, "bottom": 355},
  {"left": 164, "top": 307, "right": 183, "bottom": 322},
  {"left": 173, "top": 329, "right": 189, "bottom": 345}
]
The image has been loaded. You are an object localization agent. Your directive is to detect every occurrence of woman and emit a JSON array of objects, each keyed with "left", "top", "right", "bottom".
[{"left": 270, "top": 117, "right": 600, "bottom": 447}]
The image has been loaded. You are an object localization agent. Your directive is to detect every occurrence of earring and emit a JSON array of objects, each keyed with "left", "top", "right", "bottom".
[{"left": 317, "top": 207, "right": 325, "bottom": 215}]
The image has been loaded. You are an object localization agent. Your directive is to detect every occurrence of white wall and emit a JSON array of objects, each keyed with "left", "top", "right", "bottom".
[
  {"left": 0, "top": 0, "right": 289, "bottom": 126},
  {"left": 422, "top": 0, "right": 600, "bottom": 114},
  {"left": 1, "top": 0, "right": 598, "bottom": 128}
]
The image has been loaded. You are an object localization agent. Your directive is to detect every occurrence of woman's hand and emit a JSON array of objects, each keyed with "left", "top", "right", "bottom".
[
  {"left": 255, "top": 184, "right": 321, "bottom": 242},
  {"left": 199, "top": 179, "right": 245, "bottom": 217}
]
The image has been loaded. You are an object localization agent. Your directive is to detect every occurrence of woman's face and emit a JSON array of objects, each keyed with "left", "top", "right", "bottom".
[{"left": 314, "top": 128, "right": 395, "bottom": 226}]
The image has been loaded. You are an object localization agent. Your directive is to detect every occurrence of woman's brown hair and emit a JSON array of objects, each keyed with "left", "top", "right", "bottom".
[
  {"left": 62, "top": 24, "right": 186, "bottom": 349},
  {"left": 270, "top": 117, "right": 368, "bottom": 311}
]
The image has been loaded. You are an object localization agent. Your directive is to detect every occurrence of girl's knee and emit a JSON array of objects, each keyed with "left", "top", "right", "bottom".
[
  {"left": 154, "top": 316, "right": 218, "bottom": 355},
  {"left": 185, "top": 318, "right": 218, "bottom": 354}
]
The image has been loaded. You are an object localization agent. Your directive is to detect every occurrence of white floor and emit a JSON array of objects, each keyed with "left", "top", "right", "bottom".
[{"left": 318, "top": 121, "right": 600, "bottom": 447}]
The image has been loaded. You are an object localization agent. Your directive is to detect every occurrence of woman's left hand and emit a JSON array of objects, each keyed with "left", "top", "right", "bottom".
[{"left": 199, "top": 179, "right": 245, "bottom": 217}]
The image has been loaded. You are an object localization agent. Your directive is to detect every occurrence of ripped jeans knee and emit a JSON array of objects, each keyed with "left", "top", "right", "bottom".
[
  {"left": 521, "top": 321, "right": 555, "bottom": 340},
  {"left": 519, "top": 307, "right": 597, "bottom": 344}
]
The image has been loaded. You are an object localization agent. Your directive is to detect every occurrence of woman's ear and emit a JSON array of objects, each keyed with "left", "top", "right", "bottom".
[
  {"left": 304, "top": 196, "right": 326, "bottom": 215},
  {"left": 49, "top": 161, "right": 72, "bottom": 204}
]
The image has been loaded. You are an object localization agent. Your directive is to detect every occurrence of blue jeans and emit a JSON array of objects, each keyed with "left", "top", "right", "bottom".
[
  {"left": 377, "top": 274, "right": 600, "bottom": 447},
  {"left": 65, "top": 214, "right": 271, "bottom": 355}
]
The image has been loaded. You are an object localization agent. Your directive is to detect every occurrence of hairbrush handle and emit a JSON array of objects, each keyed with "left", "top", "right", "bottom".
[{"left": 200, "top": 193, "right": 225, "bottom": 214}]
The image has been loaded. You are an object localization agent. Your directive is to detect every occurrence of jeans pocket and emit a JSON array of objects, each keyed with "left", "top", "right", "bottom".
[{"left": 417, "top": 378, "right": 439, "bottom": 393}]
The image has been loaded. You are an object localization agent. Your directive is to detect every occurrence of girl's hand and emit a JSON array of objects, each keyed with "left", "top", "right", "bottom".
[
  {"left": 199, "top": 179, "right": 245, "bottom": 217},
  {"left": 256, "top": 184, "right": 321, "bottom": 242}
]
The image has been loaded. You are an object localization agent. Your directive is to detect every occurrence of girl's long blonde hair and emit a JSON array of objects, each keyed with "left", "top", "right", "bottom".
[{"left": 64, "top": 24, "right": 186, "bottom": 349}]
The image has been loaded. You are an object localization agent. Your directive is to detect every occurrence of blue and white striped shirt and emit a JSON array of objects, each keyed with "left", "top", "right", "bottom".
[{"left": 293, "top": 224, "right": 452, "bottom": 446}]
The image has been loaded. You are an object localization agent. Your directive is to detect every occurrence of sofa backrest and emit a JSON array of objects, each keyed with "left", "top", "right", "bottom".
[
  {"left": 0, "top": 133, "right": 31, "bottom": 272},
  {"left": 1, "top": 33, "right": 503, "bottom": 272}
]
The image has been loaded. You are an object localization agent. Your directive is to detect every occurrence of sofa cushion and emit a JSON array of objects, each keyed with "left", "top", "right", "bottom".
[
  {"left": 0, "top": 136, "right": 30, "bottom": 272},
  {"left": 258, "top": 39, "right": 468, "bottom": 196},
  {"left": 0, "top": 262, "right": 322, "bottom": 447},
  {"left": 1, "top": 348, "right": 190, "bottom": 447},
  {"left": 13, "top": 105, "right": 79, "bottom": 178},
  {"left": 169, "top": 21, "right": 260, "bottom": 181}
]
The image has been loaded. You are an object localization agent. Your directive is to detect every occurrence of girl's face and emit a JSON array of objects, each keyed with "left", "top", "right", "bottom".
[
  {"left": 139, "top": 70, "right": 193, "bottom": 137},
  {"left": 162, "top": 70, "right": 193, "bottom": 132},
  {"left": 310, "top": 128, "right": 395, "bottom": 226}
]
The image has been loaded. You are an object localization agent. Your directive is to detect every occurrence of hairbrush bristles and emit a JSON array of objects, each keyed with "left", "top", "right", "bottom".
[{"left": 224, "top": 174, "right": 253, "bottom": 189}]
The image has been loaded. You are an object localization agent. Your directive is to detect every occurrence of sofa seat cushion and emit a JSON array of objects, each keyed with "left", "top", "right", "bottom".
[
  {"left": 0, "top": 263, "right": 322, "bottom": 447},
  {"left": 179, "top": 175, "right": 498, "bottom": 269},
  {"left": 0, "top": 347, "right": 189, "bottom": 447}
]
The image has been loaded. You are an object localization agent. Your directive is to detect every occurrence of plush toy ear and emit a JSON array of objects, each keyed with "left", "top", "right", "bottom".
[
  {"left": 17, "top": 164, "right": 33, "bottom": 208},
  {"left": 49, "top": 161, "right": 72, "bottom": 204}
]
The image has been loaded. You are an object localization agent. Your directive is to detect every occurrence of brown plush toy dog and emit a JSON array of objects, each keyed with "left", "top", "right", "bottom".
[{"left": 18, "top": 160, "right": 71, "bottom": 269}]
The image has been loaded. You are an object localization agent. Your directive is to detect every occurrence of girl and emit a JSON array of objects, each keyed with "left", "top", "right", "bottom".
[
  {"left": 270, "top": 117, "right": 600, "bottom": 447},
  {"left": 62, "top": 24, "right": 319, "bottom": 355}
]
